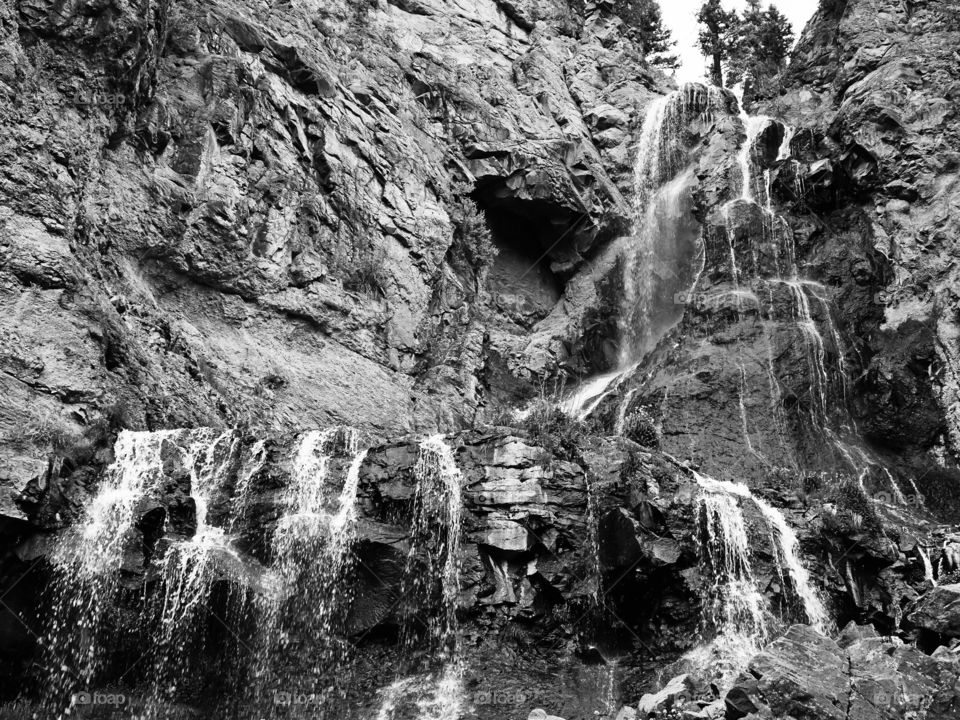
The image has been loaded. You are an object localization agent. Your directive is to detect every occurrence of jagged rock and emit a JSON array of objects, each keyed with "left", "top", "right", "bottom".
[
  {"left": 2, "top": 0, "right": 960, "bottom": 717},
  {"left": 725, "top": 624, "right": 960, "bottom": 720},
  {"left": 470, "top": 517, "right": 533, "bottom": 552},
  {"left": 908, "top": 584, "right": 960, "bottom": 638},
  {"left": 636, "top": 673, "right": 696, "bottom": 716}
]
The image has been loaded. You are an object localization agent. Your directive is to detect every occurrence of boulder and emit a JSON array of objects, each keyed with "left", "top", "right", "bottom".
[
  {"left": 908, "top": 584, "right": 960, "bottom": 638},
  {"left": 637, "top": 673, "right": 696, "bottom": 716},
  {"left": 724, "top": 624, "right": 960, "bottom": 720}
]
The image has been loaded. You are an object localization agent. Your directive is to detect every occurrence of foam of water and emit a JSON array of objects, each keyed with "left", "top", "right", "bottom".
[
  {"left": 45, "top": 429, "right": 267, "bottom": 716},
  {"left": 620, "top": 84, "right": 725, "bottom": 365},
  {"left": 918, "top": 547, "right": 937, "bottom": 587},
  {"left": 688, "top": 471, "right": 829, "bottom": 685},
  {"left": 382, "top": 436, "right": 466, "bottom": 720}
]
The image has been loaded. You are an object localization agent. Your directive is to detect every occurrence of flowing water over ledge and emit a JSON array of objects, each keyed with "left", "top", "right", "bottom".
[{"left": 684, "top": 471, "right": 829, "bottom": 688}]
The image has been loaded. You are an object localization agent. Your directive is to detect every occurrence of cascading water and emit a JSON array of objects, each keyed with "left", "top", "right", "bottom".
[
  {"left": 377, "top": 435, "right": 465, "bottom": 720},
  {"left": 688, "top": 471, "right": 828, "bottom": 685},
  {"left": 749, "top": 496, "right": 830, "bottom": 634},
  {"left": 619, "top": 86, "right": 725, "bottom": 365},
  {"left": 43, "top": 428, "right": 260, "bottom": 717},
  {"left": 564, "top": 84, "right": 725, "bottom": 420},
  {"left": 690, "top": 474, "right": 768, "bottom": 685},
  {"left": 44, "top": 430, "right": 178, "bottom": 714},
  {"left": 252, "top": 425, "right": 368, "bottom": 713},
  {"left": 918, "top": 547, "right": 937, "bottom": 587},
  {"left": 147, "top": 430, "right": 245, "bottom": 713},
  {"left": 714, "top": 94, "right": 915, "bottom": 504}
]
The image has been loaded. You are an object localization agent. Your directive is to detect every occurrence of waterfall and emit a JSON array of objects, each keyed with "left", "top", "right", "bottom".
[
  {"left": 689, "top": 473, "right": 768, "bottom": 685},
  {"left": 43, "top": 428, "right": 262, "bottom": 717},
  {"left": 230, "top": 439, "right": 266, "bottom": 526},
  {"left": 602, "top": 662, "right": 619, "bottom": 718},
  {"left": 378, "top": 435, "right": 465, "bottom": 720},
  {"left": 413, "top": 436, "right": 463, "bottom": 657},
  {"left": 562, "top": 85, "right": 724, "bottom": 420},
  {"left": 253, "top": 426, "right": 368, "bottom": 710},
  {"left": 721, "top": 97, "right": 910, "bottom": 502},
  {"left": 776, "top": 124, "right": 795, "bottom": 161},
  {"left": 688, "top": 471, "right": 828, "bottom": 684},
  {"left": 749, "top": 496, "right": 830, "bottom": 633},
  {"left": 737, "top": 113, "right": 772, "bottom": 202},
  {"left": 269, "top": 427, "right": 358, "bottom": 595},
  {"left": 621, "top": 85, "right": 722, "bottom": 364},
  {"left": 148, "top": 430, "right": 244, "bottom": 711},
  {"left": 783, "top": 279, "right": 830, "bottom": 423},
  {"left": 45, "top": 430, "right": 179, "bottom": 711},
  {"left": 918, "top": 547, "right": 937, "bottom": 587}
]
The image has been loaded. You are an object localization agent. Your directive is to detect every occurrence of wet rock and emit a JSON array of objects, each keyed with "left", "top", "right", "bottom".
[
  {"left": 636, "top": 673, "right": 696, "bottom": 716},
  {"left": 908, "top": 584, "right": 960, "bottom": 638},
  {"left": 725, "top": 624, "right": 960, "bottom": 720},
  {"left": 470, "top": 517, "right": 533, "bottom": 552}
]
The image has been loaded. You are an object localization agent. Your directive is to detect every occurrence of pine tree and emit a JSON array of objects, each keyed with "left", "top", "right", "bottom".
[
  {"left": 727, "top": 2, "right": 794, "bottom": 93},
  {"left": 727, "top": 0, "right": 765, "bottom": 87},
  {"left": 759, "top": 6, "right": 794, "bottom": 67},
  {"left": 615, "top": 0, "right": 680, "bottom": 70},
  {"left": 696, "top": 0, "right": 738, "bottom": 87}
]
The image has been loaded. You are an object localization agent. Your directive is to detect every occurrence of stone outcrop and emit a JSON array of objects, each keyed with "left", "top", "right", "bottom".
[
  {"left": 0, "top": 0, "right": 664, "bottom": 527},
  {"left": 723, "top": 624, "right": 960, "bottom": 720},
  {"left": 2, "top": 0, "right": 960, "bottom": 718}
]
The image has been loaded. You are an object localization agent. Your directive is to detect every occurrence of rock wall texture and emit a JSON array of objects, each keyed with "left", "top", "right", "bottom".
[
  {"left": 0, "top": 0, "right": 662, "bottom": 509},
  {"left": 1, "top": 0, "right": 960, "bottom": 719}
]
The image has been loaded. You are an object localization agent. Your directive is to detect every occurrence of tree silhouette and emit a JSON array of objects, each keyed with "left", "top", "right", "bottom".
[
  {"left": 698, "top": 0, "right": 794, "bottom": 91},
  {"left": 615, "top": 0, "right": 680, "bottom": 69},
  {"left": 728, "top": 1, "right": 794, "bottom": 94},
  {"left": 696, "top": 0, "right": 738, "bottom": 87}
]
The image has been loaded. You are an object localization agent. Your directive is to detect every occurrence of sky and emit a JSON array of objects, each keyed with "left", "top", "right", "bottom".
[{"left": 660, "top": 0, "right": 819, "bottom": 84}]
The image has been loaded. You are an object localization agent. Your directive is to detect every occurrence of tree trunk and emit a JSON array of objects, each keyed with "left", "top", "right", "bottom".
[{"left": 711, "top": 52, "right": 724, "bottom": 87}]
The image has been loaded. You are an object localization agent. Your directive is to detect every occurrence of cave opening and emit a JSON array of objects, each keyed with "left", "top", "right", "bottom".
[{"left": 471, "top": 180, "right": 569, "bottom": 329}]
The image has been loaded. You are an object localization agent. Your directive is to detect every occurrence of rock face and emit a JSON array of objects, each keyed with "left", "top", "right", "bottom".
[
  {"left": 724, "top": 624, "right": 960, "bottom": 720},
  {"left": 2, "top": 0, "right": 960, "bottom": 718},
  {"left": 0, "top": 0, "right": 657, "bottom": 521},
  {"left": 908, "top": 584, "right": 960, "bottom": 639}
]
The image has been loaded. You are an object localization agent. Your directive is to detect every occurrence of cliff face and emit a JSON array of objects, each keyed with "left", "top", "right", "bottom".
[
  {"left": 0, "top": 0, "right": 661, "bottom": 515},
  {"left": 2, "top": 0, "right": 960, "bottom": 719},
  {"left": 774, "top": 0, "right": 960, "bottom": 480}
]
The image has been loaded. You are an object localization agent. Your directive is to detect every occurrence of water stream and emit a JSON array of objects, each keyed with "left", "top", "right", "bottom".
[
  {"left": 565, "top": 84, "right": 724, "bottom": 420},
  {"left": 377, "top": 435, "right": 466, "bottom": 720},
  {"left": 688, "top": 471, "right": 829, "bottom": 685}
]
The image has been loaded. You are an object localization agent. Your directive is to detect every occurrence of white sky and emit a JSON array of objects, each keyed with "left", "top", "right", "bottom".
[{"left": 660, "top": 0, "right": 819, "bottom": 84}]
